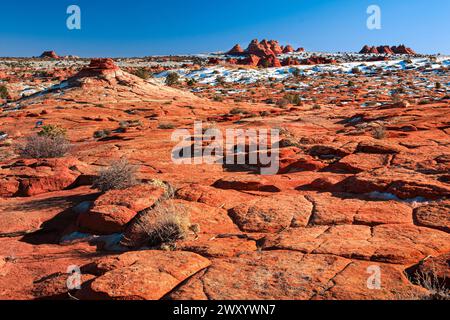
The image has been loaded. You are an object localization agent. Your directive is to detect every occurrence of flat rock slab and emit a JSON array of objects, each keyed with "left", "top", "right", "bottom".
[
  {"left": 168, "top": 251, "right": 424, "bottom": 300},
  {"left": 0, "top": 239, "right": 97, "bottom": 300},
  {"left": 308, "top": 193, "right": 413, "bottom": 226},
  {"left": 79, "top": 250, "right": 210, "bottom": 300},
  {"left": 93, "top": 184, "right": 165, "bottom": 212},
  {"left": 338, "top": 168, "right": 450, "bottom": 200},
  {"left": 229, "top": 194, "right": 313, "bottom": 232},
  {"left": 212, "top": 176, "right": 280, "bottom": 192},
  {"left": 0, "top": 186, "right": 97, "bottom": 236},
  {"left": 176, "top": 183, "right": 256, "bottom": 210},
  {"left": 261, "top": 224, "right": 450, "bottom": 265},
  {"left": 177, "top": 234, "right": 257, "bottom": 258},
  {"left": 413, "top": 201, "right": 450, "bottom": 233}
]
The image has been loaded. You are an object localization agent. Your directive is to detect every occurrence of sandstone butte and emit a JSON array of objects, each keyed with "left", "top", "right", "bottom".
[
  {"left": 359, "top": 45, "right": 417, "bottom": 55},
  {"left": 0, "top": 53, "right": 449, "bottom": 301}
]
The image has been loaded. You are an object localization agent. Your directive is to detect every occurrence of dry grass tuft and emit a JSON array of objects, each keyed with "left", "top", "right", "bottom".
[{"left": 93, "top": 158, "right": 138, "bottom": 192}]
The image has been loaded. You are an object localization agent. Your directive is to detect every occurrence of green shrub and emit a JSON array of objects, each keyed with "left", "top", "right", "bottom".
[
  {"left": 351, "top": 67, "right": 361, "bottom": 74},
  {"left": 213, "top": 95, "right": 224, "bottom": 102},
  {"left": 158, "top": 123, "right": 175, "bottom": 129},
  {"left": 284, "top": 93, "right": 302, "bottom": 105},
  {"left": 292, "top": 68, "right": 301, "bottom": 78},
  {"left": 0, "top": 85, "right": 9, "bottom": 99},
  {"left": 132, "top": 68, "right": 152, "bottom": 80},
  {"left": 93, "top": 129, "right": 111, "bottom": 139},
  {"left": 186, "top": 78, "right": 197, "bottom": 86},
  {"left": 229, "top": 107, "right": 245, "bottom": 115},
  {"left": 165, "top": 72, "right": 180, "bottom": 86},
  {"left": 216, "top": 76, "right": 226, "bottom": 85},
  {"left": 38, "top": 125, "right": 67, "bottom": 138}
]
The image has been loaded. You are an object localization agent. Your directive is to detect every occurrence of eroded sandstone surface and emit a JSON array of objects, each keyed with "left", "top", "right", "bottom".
[{"left": 0, "top": 54, "right": 449, "bottom": 300}]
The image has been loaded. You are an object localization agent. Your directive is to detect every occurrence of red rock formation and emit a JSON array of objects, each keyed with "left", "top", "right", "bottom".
[
  {"left": 229, "top": 39, "right": 304, "bottom": 68},
  {"left": 359, "top": 45, "right": 372, "bottom": 54},
  {"left": 87, "top": 58, "right": 119, "bottom": 70},
  {"left": 281, "top": 57, "right": 300, "bottom": 66},
  {"left": 257, "top": 54, "right": 282, "bottom": 68},
  {"left": 73, "top": 58, "right": 120, "bottom": 79},
  {"left": 301, "top": 56, "right": 336, "bottom": 65},
  {"left": 227, "top": 44, "right": 244, "bottom": 55},
  {"left": 296, "top": 47, "right": 305, "bottom": 52},
  {"left": 377, "top": 46, "right": 394, "bottom": 55},
  {"left": 359, "top": 45, "right": 416, "bottom": 55},
  {"left": 40, "top": 51, "right": 59, "bottom": 59},
  {"left": 282, "top": 45, "right": 294, "bottom": 54},
  {"left": 392, "top": 45, "right": 416, "bottom": 55},
  {"left": 208, "top": 57, "right": 222, "bottom": 65},
  {"left": 245, "top": 39, "right": 275, "bottom": 57},
  {"left": 238, "top": 54, "right": 260, "bottom": 67},
  {"left": 269, "top": 40, "right": 283, "bottom": 54}
]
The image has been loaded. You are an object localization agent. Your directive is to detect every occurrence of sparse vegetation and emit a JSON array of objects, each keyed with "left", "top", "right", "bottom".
[
  {"left": 418, "top": 99, "right": 431, "bottom": 105},
  {"left": 93, "top": 129, "right": 111, "bottom": 139},
  {"left": 158, "top": 123, "right": 175, "bottom": 129},
  {"left": 165, "top": 72, "right": 180, "bottom": 86},
  {"left": 119, "top": 119, "right": 142, "bottom": 129},
  {"left": 92, "top": 158, "right": 138, "bottom": 192},
  {"left": 396, "top": 265, "right": 450, "bottom": 300},
  {"left": 372, "top": 126, "right": 386, "bottom": 139},
  {"left": 410, "top": 267, "right": 449, "bottom": 300},
  {"left": 145, "top": 203, "right": 191, "bottom": 247},
  {"left": 351, "top": 67, "right": 361, "bottom": 74},
  {"left": 38, "top": 125, "right": 67, "bottom": 139},
  {"left": 292, "top": 68, "right": 301, "bottom": 78},
  {"left": 186, "top": 78, "right": 197, "bottom": 86},
  {"left": 17, "top": 134, "right": 70, "bottom": 159},
  {"left": 132, "top": 68, "right": 152, "bottom": 80},
  {"left": 0, "top": 85, "right": 9, "bottom": 99},
  {"left": 230, "top": 107, "right": 245, "bottom": 115},
  {"left": 216, "top": 76, "right": 226, "bottom": 85},
  {"left": 284, "top": 93, "right": 302, "bottom": 106},
  {"left": 213, "top": 95, "right": 224, "bottom": 102},
  {"left": 276, "top": 98, "right": 290, "bottom": 108},
  {"left": 148, "top": 178, "right": 176, "bottom": 200},
  {"left": 16, "top": 124, "right": 69, "bottom": 159}
]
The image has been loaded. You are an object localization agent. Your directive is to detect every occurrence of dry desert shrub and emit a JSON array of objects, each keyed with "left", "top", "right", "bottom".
[
  {"left": 93, "top": 158, "right": 138, "bottom": 192},
  {"left": 0, "top": 85, "right": 9, "bottom": 99},
  {"left": 396, "top": 265, "right": 449, "bottom": 300},
  {"left": 126, "top": 201, "right": 193, "bottom": 248},
  {"left": 275, "top": 98, "right": 290, "bottom": 108},
  {"left": 158, "top": 123, "right": 175, "bottom": 129},
  {"left": 132, "top": 67, "right": 152, "bottom": 80},
  {"left": 37, "top": 124, "right": 67, "bottom": 138},
  {"left": 372, "top": 126, "right": 386, "bottom": 140},
  {"left": 146, "top": 204, "right": 191, "bottom": 247},
  {"left": 165, "top": 72, "right": 180, "bottom": 86},
  {"left": 17, "top": 134, "right": 70, "bottom": 159},
  {"left": 148, "top": 178, "right": 176, "bottom": 200}
]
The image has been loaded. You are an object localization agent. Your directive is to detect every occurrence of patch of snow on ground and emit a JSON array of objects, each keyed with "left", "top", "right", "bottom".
[{"left": 154, "top": 56, "right": 450, "bottom": 85}]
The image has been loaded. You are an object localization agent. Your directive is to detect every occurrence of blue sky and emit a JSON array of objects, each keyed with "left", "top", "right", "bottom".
[{"left": 1, "top": 0, "right": 449, "bottom": 57}]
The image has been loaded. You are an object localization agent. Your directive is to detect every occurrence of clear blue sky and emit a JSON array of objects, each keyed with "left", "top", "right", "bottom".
[{"left": 1, "top": 0, "right": 449, "bottom": 57}]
